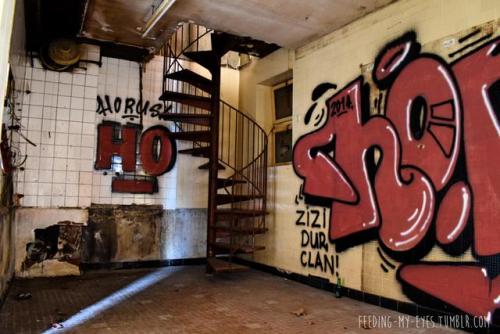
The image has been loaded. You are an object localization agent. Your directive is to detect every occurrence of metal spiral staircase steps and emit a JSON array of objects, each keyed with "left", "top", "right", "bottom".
[{"left": 162, "top": 25, "right": 269, "bottom": 273}]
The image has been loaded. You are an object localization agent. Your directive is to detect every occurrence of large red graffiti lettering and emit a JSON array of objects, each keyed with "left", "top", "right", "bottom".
[
  {"left": 95, "top": 121, "right": 177, "bottom": 193},
  {"left": 293, "top": 32, "right": 500, "bottom": 321}
]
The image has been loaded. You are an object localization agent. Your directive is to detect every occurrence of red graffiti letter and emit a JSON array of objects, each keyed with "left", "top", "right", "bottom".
[
  {"left": 95, "top": 122, "right": 138, "bottom": 172},
  {"left": 452, "top": 38, "right": 500, "bottom": 257},
  {"left": 140, "top": 126, "right": 176, "bottom": 176}
]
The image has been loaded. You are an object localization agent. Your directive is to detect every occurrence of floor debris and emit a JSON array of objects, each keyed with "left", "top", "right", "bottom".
[
  {"left": 51, "top": 322, "right": 64, "bottom": 329},
  {"left": 16, "top": 292, "right": 32, "bottom": 300},
  {"left": 291, "top": 307, "right": 306, "bottom": 317}
]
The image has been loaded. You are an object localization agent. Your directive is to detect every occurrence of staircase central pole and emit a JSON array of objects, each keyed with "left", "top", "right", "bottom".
[{"left": 206, "top": 59, "right": 221, "bottom": 266}]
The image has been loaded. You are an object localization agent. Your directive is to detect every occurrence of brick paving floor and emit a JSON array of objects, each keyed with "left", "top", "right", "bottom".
[{"left": 0, "top": 266, "right": 460, "bottom": 334}]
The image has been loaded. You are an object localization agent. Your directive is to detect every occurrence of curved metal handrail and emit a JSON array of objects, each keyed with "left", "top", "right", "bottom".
[
  {"left": 162, "top": 22, "right": 268, "bottom": 216},
  {"left": 218, "top": 100, "right": 267, "bottom": 193}
]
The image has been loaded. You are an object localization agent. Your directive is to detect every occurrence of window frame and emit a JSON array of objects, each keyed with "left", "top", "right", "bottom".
[{"left": 271, "top": 79, "right": 293, "bottom": 166}]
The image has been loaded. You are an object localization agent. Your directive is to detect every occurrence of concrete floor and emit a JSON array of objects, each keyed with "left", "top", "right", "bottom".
[{"left": 0, "top": 266, "right": 460, "bottom": 334}]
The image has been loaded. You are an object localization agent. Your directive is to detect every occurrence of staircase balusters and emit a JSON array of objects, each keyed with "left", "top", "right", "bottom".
[{"left": 161, "top": 23, "right": 268, "bottom": 269}]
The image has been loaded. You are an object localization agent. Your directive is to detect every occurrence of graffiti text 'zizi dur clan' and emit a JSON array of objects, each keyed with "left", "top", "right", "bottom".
[
  {"left": 293, "top": 32, "right": 500, "bottom": 321},
  {"left": 296, "top": 206, "right": 338, "bottom": 275}
]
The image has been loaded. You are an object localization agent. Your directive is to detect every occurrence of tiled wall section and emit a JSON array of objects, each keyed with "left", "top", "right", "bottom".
[
  {"left": 17, "top": 44, "right": 100, "bottom": 208},
  {"left": 16, "top": 46, "right": 178, "bottom": 208},
  {"left": 93, "top": 56, "right": 177, "bottom": 208}
]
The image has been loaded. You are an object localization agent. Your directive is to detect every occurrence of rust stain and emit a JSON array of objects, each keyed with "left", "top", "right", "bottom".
[{"left": 83, "top": 204, "right": 163, "bottom": 264}]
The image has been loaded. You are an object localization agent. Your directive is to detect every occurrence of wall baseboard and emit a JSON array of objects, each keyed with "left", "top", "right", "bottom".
[{"left": 80, "top": 257, "right": 206, "bottom": 271}]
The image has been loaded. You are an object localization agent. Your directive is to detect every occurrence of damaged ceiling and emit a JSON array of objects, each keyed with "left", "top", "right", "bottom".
[
  {"left": 81, "top": 0, "right": 396, "bottom": 50},
  {"left": 80, "top": 0, "right": 165, "bottom": 52},
  {"left": 148, "top": 0, "right": 397, "bottom": 48},
  {"left": 26, "top": 0, "right": 397, "bottom": 62},
  {"left": 24, "top": 0, "right": 150, "bottom": 62}
]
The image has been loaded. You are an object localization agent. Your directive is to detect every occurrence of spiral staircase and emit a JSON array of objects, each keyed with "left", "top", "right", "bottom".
[{"left": 160, "top": 24, "right": 276, "bottom": 272}]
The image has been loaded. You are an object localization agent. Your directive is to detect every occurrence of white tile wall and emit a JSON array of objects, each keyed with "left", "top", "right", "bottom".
[
  {"left": 16, "top": 49, "right": 179, "bottom": 209},
  {"left": 92, "top": 56, "right": 178, "bottom": 208},
  {"left": 17, "top": 44, "right": 98, "bottom": 208}
]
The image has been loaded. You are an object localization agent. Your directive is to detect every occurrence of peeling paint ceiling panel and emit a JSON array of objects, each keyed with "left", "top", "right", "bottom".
[
  {"left": 81, "top": 0, "right": 396, "bottom": 52},
  {"left": 162, "top": 0, "right": 396, "bottom": 48},
  {"left": 81, "top": 0, "right": 163, "bottom": 50}
]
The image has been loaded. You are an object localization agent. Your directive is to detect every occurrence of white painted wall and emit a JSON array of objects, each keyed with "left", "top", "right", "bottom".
[
  {"left": 1, "top": 0, "right": 25, "bottom": 300},
  {"left": 0, "top": 0, "right": 16, "bottom": 119}
]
